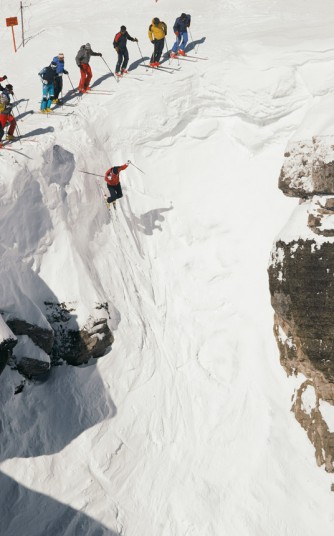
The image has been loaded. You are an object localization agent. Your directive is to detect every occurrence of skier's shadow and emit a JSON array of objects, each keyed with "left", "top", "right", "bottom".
[
  {"left": 129, "top": 57, "right": 150, "bottom": 72},
  {"left": 15, "top": 110, "right": 36, "bottom": 121},
  {"left": 186, "top": 36, "right": 206, "bottom": 53},
  {"left": 136, "top": 206, "right": 173, "bottom": 235},
  {"left": 91, "top": 72, "right": 114, "bottom": 89},
  {"left": 19, "top": 126, "right": 55, "bottom": 138},
  {"left": 61, "top": 88, "right": 81, "bottom": 105}
]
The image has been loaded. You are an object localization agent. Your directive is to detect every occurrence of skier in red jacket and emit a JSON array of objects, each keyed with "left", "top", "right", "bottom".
[
  {"left": 0, "top": 103, "right": 17, "bottom": 145},
  {"left": 104, "top": 162, "right": 129, "bottom": 204}
]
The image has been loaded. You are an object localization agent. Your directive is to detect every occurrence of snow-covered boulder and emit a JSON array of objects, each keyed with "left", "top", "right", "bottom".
[
  {"left": 13, "top": 335, "right": 51, "bottom": 378},
  {"left": 279, "top": 137, "right": 334, "bottom": 197}
]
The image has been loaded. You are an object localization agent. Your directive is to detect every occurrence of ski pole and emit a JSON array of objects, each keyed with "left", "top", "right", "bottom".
[
  {"left": 136, "top": 42, "right": 149, "bottom": 71},
  {"left": 79, "top": 170, "right": 104, "bottom": 178},
  {"left": 127, "top": 160, "right": 145, "bottom": 174},
  {"left": 164, "top": 37, "right": 172, "bottom": 64},
  {"left": 12, "top": 92, "right": 23, "bottom": 116},
  {"left": 66, "top": 73, "right": 80, "bottom": 103},
  {"left": 67, "top": 73, "right": 76, "bottom": 91},
  {"left": 13, "top": 112, "right": 22, "bottom": 138},
  {"left": 189, "top": 29, "right": 198, "bottom": 54},
  {"left": 101, "top": 56, "right": 118, "bottom": 85}
]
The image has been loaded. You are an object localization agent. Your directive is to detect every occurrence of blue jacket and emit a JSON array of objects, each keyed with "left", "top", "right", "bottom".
[
  {"left": 173, "top": 15, "right": 191, "bottom": 34},
  {"left": 38, "top": 66, "right": 57, "bottom": 84},
  {"left": 52, "top": 56, "right": 68, "bottom": 75}
]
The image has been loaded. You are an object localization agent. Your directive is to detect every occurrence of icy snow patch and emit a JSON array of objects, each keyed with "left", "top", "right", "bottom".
[
  {"left": 319, "top": 400, "right": 334, "bottom": 433},
  {"left": 301, "top": 385, "right": 317, "bottom": 415}
]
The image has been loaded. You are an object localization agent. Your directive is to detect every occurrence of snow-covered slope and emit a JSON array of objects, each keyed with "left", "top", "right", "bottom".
[{"left": 1, "top": 0, "right": 334, "bottom": 534}]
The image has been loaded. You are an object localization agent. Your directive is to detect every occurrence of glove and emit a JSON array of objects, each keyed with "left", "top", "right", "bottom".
[
  {"left": 63, "top": 69, "right": 68, "bottom": 75},
  {"left": 134, "top": 38, "right": 138, "bottom": 42},
  {"left": 127, "top": 160, "right": 131, "bottom": 164},
  {"left": 2, "top": 75, "right": 7, "bottom": 80},
  {"left": 98, "top": 52, "right": 102, "bottom": 57},
  {"left": 43, "top": 80, "right": 48, "bottom": 85},
  {"left": 151, "top": 39, "right": 156, "bottom": 44},
  {"left": 175, "top": 31, "right": 179, "bottom": 36}
]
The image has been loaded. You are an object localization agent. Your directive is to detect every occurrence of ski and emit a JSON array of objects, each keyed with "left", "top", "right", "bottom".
[
  {"left": 183, "top": 55, "right": 208, "bottom": 60},
  {"left": 119, "top": 74, "right": 143, "bottom": 82},
  {"left": 156, "top": 64, "right": 181, "bottom": 71},
  {"left": 35, "top": 111, "right": 74, "bottom": 116},
  {"left": 171, "top": 56, "right": 197, "bottom": 62},
  {"left": 103, "top": 193, "right": 116, "bottom": 211},
  {"left": 85, "top": 92, "right": 114, "bottom": 96},
  {"left": 140, "top": 65, "right": 174, "bottom": 74},
  {"left": 0, "top": 146, "right": 28, "bottom": 157},
  {"left": 54, "top": 103, "right": 78, "bottom": 108},
  {"left": 88, "top": 89, "right": 114, "bottom": 93},
  {"left": 6, "top": 138, "right": 37, "bottom": 145}
]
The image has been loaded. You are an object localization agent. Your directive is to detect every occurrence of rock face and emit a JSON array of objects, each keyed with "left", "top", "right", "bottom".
[
  {"left": 279, "top": 137, "right": 334, "bottom": 197},
  {"left": 269, "top": 136, "right": 334, "bottom": 473},
  {"left": 45, "top": 302, "right": 114, "bottom": 366},
  {"left": 0, "top": 316, "right": 17, "bottom": 375},
  {"left": 0, "top": 302, "right": 113, "bottom": 378}
]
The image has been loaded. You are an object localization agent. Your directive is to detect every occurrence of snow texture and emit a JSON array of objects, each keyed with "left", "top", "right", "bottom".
[{"left": 1, "top": 0, "right": 334, "bottom": 535}]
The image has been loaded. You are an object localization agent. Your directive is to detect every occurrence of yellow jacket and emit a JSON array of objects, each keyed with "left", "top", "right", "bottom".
[{"left": 148, "top": 19, "right": 167, "bottom": 41}]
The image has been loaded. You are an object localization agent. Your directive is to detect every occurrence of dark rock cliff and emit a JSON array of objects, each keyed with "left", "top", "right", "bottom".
[{"left": 269, "top": 136, "right": 334, "bottom": 473}]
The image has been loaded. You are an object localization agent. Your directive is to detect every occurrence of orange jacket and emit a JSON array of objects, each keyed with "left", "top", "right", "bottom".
[{"left": 105, "top": 163, "right": 128, "bottom": 186}]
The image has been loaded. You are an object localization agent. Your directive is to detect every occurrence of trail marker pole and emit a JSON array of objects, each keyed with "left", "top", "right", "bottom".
[
  {"left": 20, "top": 2, "right": 25, "bottom": 47},
  {"left": 6, "top": 17, "right": 18, "bottom": 53}
]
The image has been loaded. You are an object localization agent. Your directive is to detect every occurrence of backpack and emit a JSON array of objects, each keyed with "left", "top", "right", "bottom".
[
  {"left": 0, "top": 93, "right": 9, "bottom": 113},
  {"left": 0, "top": 93, "right": 9, "bottom": 105}
]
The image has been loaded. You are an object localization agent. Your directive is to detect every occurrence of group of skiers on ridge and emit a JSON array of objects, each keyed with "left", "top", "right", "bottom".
[{"left": 0, "top": 12, "right": 191, "bottom": 205}]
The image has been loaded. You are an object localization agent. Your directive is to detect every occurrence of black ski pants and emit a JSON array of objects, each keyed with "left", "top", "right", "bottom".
[
  {"left": 107, "top": 183, "right": 123, "bottom": 203},
  {"left": 116, "top": 49, "right": 129, "bottom": 73},
  {"left": 151, "top": 38, "right": 164, "bottom": 63},
  {"left": 54, "top": 75, "right": 63, "bottom": 99}
]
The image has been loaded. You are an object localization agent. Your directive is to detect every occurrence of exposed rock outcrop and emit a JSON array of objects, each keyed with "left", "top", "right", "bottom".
[
  {"left": 13, "top": 335, "right": 51, "bottom": 379},
  {"left": 269, "top": 134, "right": 334, "bottom": 473},
  {"left": 0, "top": 316, "right": 17, "bottom": 375},
  {"left": 0, "top": 302, "right": 113, "bottom": 378},
  {"left": 45, "top": 302, "right": 113, "bottom": 366}
]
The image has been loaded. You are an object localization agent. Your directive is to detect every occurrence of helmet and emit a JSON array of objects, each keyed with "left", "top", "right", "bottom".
[
  {"left": 112, "top": 166, "right": 119, "bottom": 174},
  {"left": 120, "top": 25, "right": 126, "bottom": 32},
  {"left": 50, "top": 61, "right": 57, "bottom": 69},
  {"left": 85, "top": 43, "right": 91, "bottom": 50},
  {"left": 5, "top": 84, "right": 13, "bottom": 91},
  {"left": 153, "top": 17, "right": 160, "bottom": 25}
]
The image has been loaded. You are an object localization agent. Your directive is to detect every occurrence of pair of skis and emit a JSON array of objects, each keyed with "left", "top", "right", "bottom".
[
  {"left": 78, "top": 88, "right": 114, "bottom": 96},
  {"left": 35, "top": 110, "right": 75, "bottom": 117},
  {"left": 0, "top": 137, "right": 37, "bottom": 155},
  {"left": 139, "top": 64, "right": 180, "bottom": 74},
  {"left": 103, "top": 194, "right": 117, "bottom": 211}
]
